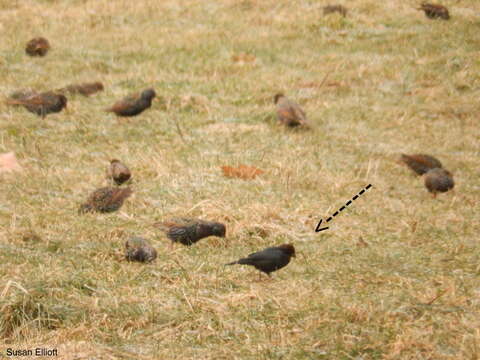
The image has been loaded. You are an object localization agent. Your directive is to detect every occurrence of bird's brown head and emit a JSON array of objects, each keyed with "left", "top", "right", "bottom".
[
  {"left": 93, "top": 82, "right": 104, "bottom": 91},
  {"left": 441, "top": 169, "right": 453, "bottom": 177},
  {"left": 110, "top": 159, "right": 120, "bottom": 164},
  {"left": 273, "top": 93, "right": 285, "bottom": 104},
  {"left": 279, "top": 243, "right": 296, "bottom": 257},
  {"left": 141, "top": 88, "right": 156, "bottom": 101}
]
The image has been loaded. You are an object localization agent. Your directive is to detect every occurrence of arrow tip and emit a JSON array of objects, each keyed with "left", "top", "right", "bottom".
[{"left": 315, "top": 219, "right": 329, "bottom": 232}]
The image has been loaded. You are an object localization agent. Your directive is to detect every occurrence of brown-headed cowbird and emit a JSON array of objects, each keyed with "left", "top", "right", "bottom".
[
  {"left": 226, "top": 244, "right": 296, "bottom": 276},
  {"left": 78, "top": 187, "right": 132, "bottom": 214},
  {"left": 424, "top": 168, "right": 454, "bottom": 197},
  {"left": 156, "top": 218, "right": 226, "bottom": 246},
  {"left": 274, "top": 93, "right": 309, "bottom": 128},
  {"left": 6, "top": 91, "right": 67, "bottom": 118},
  {"left": 125, "top": 237, "right": 157, "bottom": 263},
  {"left": 400, "top": 154, "right": 443, "bottom": 176},
  {"left": 323, "top": 4, "right": 347, "bottom": 17},
  {"left": 58, "top": 82, "right": 104, "bottom": 97},
  {"left": 106, "top": 88, "right": 156, "bottom": 117},
  {"left": 107, "top": 159, "right": 131, "bottom": 185},
  {"left": 418, "top": 3, "right": 450, "bottom": 20},
  {"left": 25, "top": 37, "right": 50, "bottom": 57}
]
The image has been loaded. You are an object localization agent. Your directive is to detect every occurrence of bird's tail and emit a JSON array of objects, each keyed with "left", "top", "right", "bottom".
[{"left": 226, "top": 258, "right": 251, "bottom": 266}]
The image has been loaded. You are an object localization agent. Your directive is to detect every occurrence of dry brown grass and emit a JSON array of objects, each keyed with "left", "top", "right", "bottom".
[{"left": 1, "top": 0, "right": 480, "bottom": 359}]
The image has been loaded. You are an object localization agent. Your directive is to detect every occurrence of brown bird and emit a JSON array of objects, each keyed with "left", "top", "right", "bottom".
[
  {"left": 78, "top": 187, "right": 132, "bottom": 214},
  {"left": 226, "top": 244, "right": 296, "bottom": 277},
  {"left": 400, "top": 154, "right": 443, "bottom": 176},
  {"left": 106, "top": 88, "right": 156, "bottom": 117},
  {"left": 107, "top": 159, "right": 131, "bottom": 185},
  {"left": 125, "top": 237, "right": 157, "bottom": 263},
  {"left": 274, "top": 93, "right": 309, "bottom": 128},
  {"left": 424, "top": 168, "right": 454, "bottom": 198},
  {"left": 6, "top": 91, "right": 67, "bottom": 118},
  {"left": 418, "top": 3, "right": 450, "bottom": 20},
  {"left": 25, "top": 37, "right": 50, "bottom": 57},
  {"left": 323, "top": 4, "right": 348, "bottom": 17},
  {"left": 156, "top": 218, "right": 226, "bottom": 246},
  {"left": 57, "top": 82, "right": 104, "bottom": 97}
]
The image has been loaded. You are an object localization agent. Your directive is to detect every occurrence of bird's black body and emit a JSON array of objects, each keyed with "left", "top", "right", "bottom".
[{"left": 227, "top": 244, "right": 296, "bottom": 275}]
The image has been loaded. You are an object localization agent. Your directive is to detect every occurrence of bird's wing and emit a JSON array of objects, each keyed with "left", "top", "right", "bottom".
[
  {"left": 277, "top": 106, "right": 298, "bottom": 123},
  {"left": 109, "top": 187, "right": 132, "bottom": 204}
]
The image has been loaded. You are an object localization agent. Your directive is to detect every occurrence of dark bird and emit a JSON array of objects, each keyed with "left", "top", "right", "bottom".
[
  {"left": 106, "top": 88, "right": 156, "bottom": 117},
  {"left": 79, "top": 187, "right": 132, "bottom": 214},
  {"left": 25, "top": 37, "right": 50, "bottom": 57},
  {"left": 107, "top": 159, "right": 131, "bottom": 185},
  {"left": 424, "top": 168, "right": 454, "bottom": 198},
  {"left": 400, "top": 154, "right": 443, "bottom": 176},
  {"left": 6, "top": 91, "right": 67, "bottom": 118},
  {"left": 57, "top": 82, "right": 104, "bottom": 97},
  {"left": 323, "top": 4, "right": 348, "bottom": 17},
  {"left": 125, "top": 237, "right": 157, "bottom": 263},
  {"left": 418, "top": 3, "right": 450, "bottom": 20},
  {"left": 156, "top": 218, "right": 226, "bottom": 246},
  {"left": 226, "top": 244, "right": 296, "bottom": 277},
  {"left": 274, "top": 93, "right": 309, "bottom": 128}
]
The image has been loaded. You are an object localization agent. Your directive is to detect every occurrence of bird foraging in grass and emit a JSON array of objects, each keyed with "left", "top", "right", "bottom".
[
  {"left": 107, "top": 159, "right": 131, "bottom": 185},
  {"left": 125, "top": 237, "right": 157, "bottom": 263},
  {"left": 155, "top": 218, "right": 226, "bottom": 246},
  {"left": 400, "top": 154, "right": 443, "bottom": 176},
  {"left": 418, "top": 3, "right": 450, "bottom": 20},
  {"left": 106, "top": 88, "right": 156, "bottom": 117},
  {"left": 78, "top": 187, "right": 132, "bottom": 214},
  {"left": 323, "top": 4, "right": 347, "bottom": 17},
  {"left": 25, "top": 37, "right": 50, "bottom": 56},
  {"left": 424, "top": 168, "right": 454, "bottom": 198},
  {"left": 6, "top": 91, "right": 67, "bottom": 118},
  {"left": 57, "top": 82, "right": 104, "bottom": 97},
  {"left": 274, "top": 93, "right": 310, "bottom": 128},
  {"left": 226, "top": 244, "right": 296, "bottom": 277}
]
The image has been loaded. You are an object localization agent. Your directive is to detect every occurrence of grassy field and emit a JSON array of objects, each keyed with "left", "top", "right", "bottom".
[{"left": 1, "top": 0, "right": 480, "bottom": 358}]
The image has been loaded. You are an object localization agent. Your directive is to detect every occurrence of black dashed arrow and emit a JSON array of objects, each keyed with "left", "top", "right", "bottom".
[{"left": 315, "top": 184, "right": 373, "bottom": 232}]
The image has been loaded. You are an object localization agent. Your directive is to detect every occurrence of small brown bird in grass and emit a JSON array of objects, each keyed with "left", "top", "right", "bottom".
[
  {"left": 226, "top": 244, "right": 296, "bottom": 277},
  {"left": 78, "top": 187, "right": 132, "bottom": 214},
  {"left": 125, "top": 237, "right": 157, "bottom": 263},
  {"left": 6, "top": 91, "right": 67, "bottom": 118},
  {"left": 424, "top": 168, "right": 454, "bottom": 198},
  {"left": 274, "top": 93, "right": 309, "bottom": 128},
  {"left": 323, "top": 4, "right": 348, "bottom": 17},
  {"left": 25, "top": 37, "right": 50, "bottom": 57},
  {"left": 107, "top": 159, "right": 131, "bottom": 185},
  {"left": 156, "top": 218, "right": 226, "bottom": 246},
  {"left": 418, "top": 3, "right": 450, "bottom": 20},
  {"left": 106, "top": 88, "right": 156, "bottom": 117},
  {"left": 58, "top": 82, "right": 104, "bottom": 97},
  {"left": 400, "top": 154, "right": 443, "bottom": 176}
]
